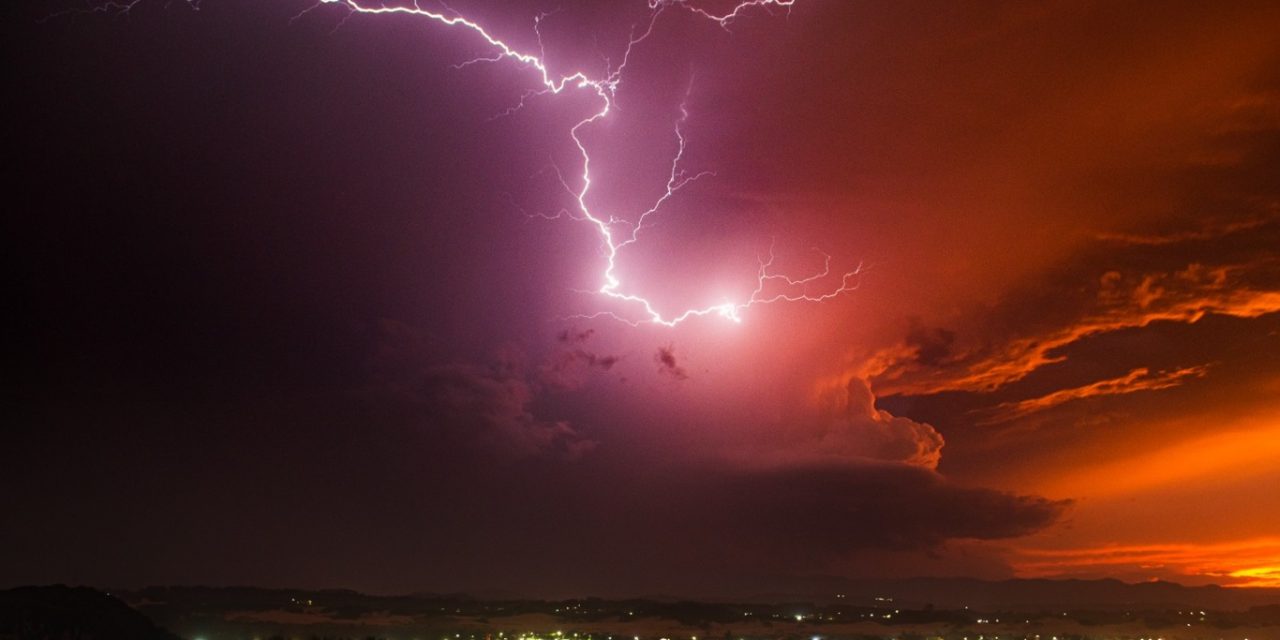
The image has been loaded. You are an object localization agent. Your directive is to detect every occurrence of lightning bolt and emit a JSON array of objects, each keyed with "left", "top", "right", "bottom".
[{"left": 309, "top": 0, "right": 860, "bottom": 326}]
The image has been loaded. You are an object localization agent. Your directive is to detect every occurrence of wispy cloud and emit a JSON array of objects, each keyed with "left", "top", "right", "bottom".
[
  {"left": 975, "top": 365, "right": 1208, "bottom": 424},
  {"left": 864, "top": 261, "right": 1280, "bottom": 397},
  {"left": 1096, "top": 217, "right": 1271, "bottom": 246}
]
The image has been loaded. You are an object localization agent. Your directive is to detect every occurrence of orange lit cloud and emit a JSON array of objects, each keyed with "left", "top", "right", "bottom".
[
  {"left": 810, "top": 377, "right": 945, "bottom": 468},
  {"left": 1229, "top": 565, "right": 1280, "bottom": 589},
  {"left": 1011, "top": 538, "right": 1280, "bottom": 588},
  {"left": 863, "top": 262, "right": 1280, "bottom": 396},
  {"left": 974, "top": 365, "right": 1208, "bottom": 424},
  {"left": 755, "top": 377, "right": 946, "bottom": 469},
  {"left": 1096, "top": 217, "right": 1271, "bottom": 246}
]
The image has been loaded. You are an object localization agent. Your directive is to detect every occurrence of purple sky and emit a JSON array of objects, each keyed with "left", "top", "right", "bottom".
[{"left": 7, "top": 0, "right": 1280, "bottom": 595}]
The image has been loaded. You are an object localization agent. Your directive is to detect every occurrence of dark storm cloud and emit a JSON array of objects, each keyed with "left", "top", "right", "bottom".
[
  {"left": 654, "top": 344, "right": 688, "bottom": 379},
  {"left": 450, "top": 364, "right": 589, "bottom": 457},
  {"left": 1095, "top": 216, "right": 1272, "bottom": 247},
  {"left": 353, "top": 324, "right": 1060, "bottom": 578},
  {"left": 352, "top": 322, "right": 1057, "bottom": 580},
  {"left": 556, "top": 327, "right": 595, "bottom": 344},
  {"left": 375, "top": 358, "right": 596, "bottom": 459},
  {"left": 546, "top": 325, "right": 622, "bottom": 388},
  {"left": 904, "top": 321, "right": 957, "bottom": 367},
  {"left": 436, "top": 455, "right": 1070, "bottom": 587},
  {"left": 367, "top": 321, "right": 597, "bottom": 459},
  {"left": 541, "top": 460, "right": 1069, "bottom": 587},
  {"left": 693, "top": 462, "right": 1069, "bottom": 556},
  {"left": 540, "top": 348, "right": 622, "bottom": 390},
  {"left": 642, "top": 375, "right": 1070, "bottom": 569}
]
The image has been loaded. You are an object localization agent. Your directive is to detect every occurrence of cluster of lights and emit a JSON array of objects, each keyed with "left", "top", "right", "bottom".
[{"left": 209, "top": 622, "right": 1266, "bottom": 640}]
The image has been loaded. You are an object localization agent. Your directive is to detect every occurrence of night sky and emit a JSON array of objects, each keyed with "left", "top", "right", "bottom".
[{"left": 7, "top": 0, "right": 1280, "bottom": 596}]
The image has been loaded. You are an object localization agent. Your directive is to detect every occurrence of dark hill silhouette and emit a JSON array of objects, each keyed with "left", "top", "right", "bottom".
[
  {"left": 726, "top": 576, "right": 1280, "bottom": 610},
  {"left": 0, "top": 585, "right": 181, "bottom": 640},
  {"left": 118, "top": 578, "right": 1280, "bottom": 612}
]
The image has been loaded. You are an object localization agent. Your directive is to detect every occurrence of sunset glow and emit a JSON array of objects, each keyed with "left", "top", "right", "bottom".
[{"left": 9, "top": 0, "right": 1280, "bottom": 620}]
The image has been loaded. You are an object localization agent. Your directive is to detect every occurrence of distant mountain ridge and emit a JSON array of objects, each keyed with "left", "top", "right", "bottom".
[
  {"left": 116, "top": 577, "right": 1280, "bottom": 612},
  {"left": 725, "top": 576, "right": 1280, "bottom": 611}
]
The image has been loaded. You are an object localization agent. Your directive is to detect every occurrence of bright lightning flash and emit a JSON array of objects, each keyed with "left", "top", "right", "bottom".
[{"left": 309, "top": 0, "right": 860, "bottom": 327}]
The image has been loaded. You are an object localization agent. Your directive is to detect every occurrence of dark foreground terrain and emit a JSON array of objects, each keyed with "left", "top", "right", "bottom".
[
  {"left": 4, "top": 581, "right": 1280, "bottom": 640},
  {"left": 0, "top": 585, "right": 180, "bottom": 640}
]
